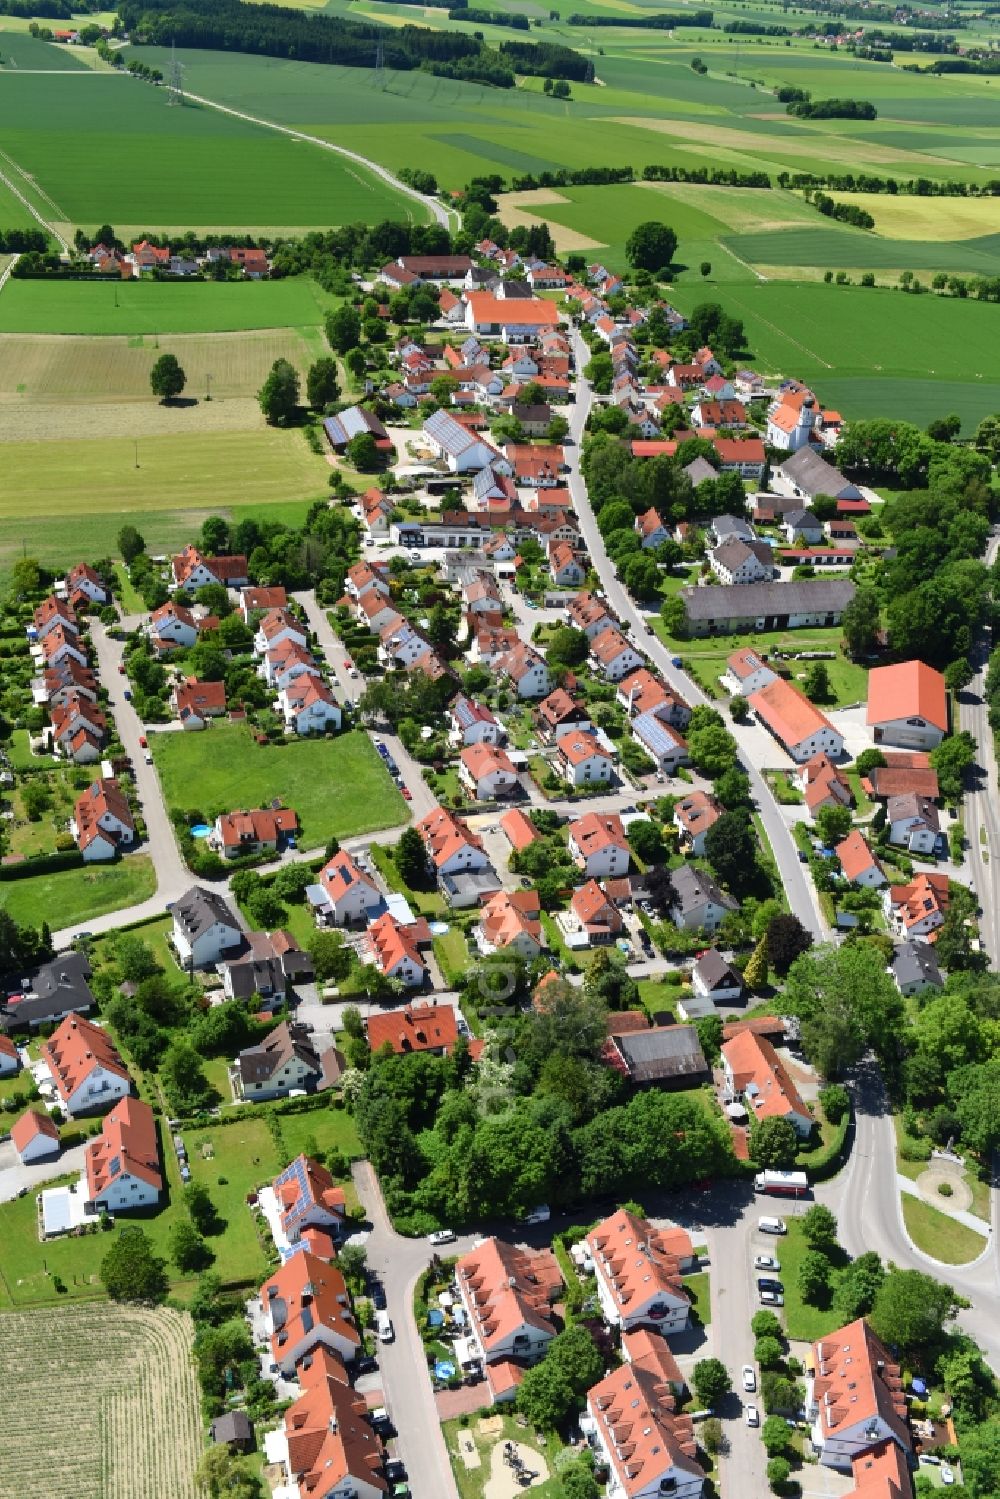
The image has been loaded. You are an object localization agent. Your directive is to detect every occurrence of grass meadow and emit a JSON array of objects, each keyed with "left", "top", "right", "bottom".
[
  {"left": 0, "top": 854, "right": 157, "bottom": 930},
  {"left": 0, "top": 276, "right": 333, "bottom": 335},
  {"left": 150, "top": 722, "right": 408, "bottom": 841}
]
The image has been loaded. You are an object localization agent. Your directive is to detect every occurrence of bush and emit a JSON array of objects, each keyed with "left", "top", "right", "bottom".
[
  {"left": 818, "top": 1083, "right": 850, "bottom": 1124},
  {"left": 767, "top": 1456, "right": 791, "bottom": 1493},
  {"left": 938, "top": 1182, "right": 954, "bottom": 1198}
]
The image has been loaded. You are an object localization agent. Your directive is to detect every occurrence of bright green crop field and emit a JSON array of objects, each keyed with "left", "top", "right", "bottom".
[{"left": 0, "top": 276, "right": 333, "bottom": 335}]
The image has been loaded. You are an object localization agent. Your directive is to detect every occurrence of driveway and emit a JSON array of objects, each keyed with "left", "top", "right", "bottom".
[{"left": 0, "top": 1139, "right": 88, "bottom": 1203}]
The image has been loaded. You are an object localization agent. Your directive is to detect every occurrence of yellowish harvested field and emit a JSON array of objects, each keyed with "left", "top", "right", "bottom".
[
  {"left": 497, "top": 189, "right": 603, "bottom": 252},
  {"left": 612, "top": 115, "right": 955, "bottom": 170},
  {"left": 0, "top": 326, "right": 321, "bottom": 405},
  {"left": 0, "top": 395, "right": 268, "bottom": 442},
  {"left": 0, "top": 1304, "right": 202, "bottom": 1499},
  {"left": 832, "top": 193, "right": 1000, "bottom": 240}
]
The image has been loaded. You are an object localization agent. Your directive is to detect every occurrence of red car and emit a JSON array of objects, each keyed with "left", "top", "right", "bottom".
[
  {"left": 138, "top": 735, "right": 148, "bottom": 748},
  {"left": 401, "top": 787, "right": 412, "bottom": 801},
  {"left": 117, "top": 663, "right": 126, "bottom": 675}
]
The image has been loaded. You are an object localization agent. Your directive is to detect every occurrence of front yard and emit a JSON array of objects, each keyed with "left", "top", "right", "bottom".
[
  {"left": 652, "top": 624, "right": 869, "bottom": 709},
  {"left": 150, "top": 722, "right": 407, "bottom": 845}
]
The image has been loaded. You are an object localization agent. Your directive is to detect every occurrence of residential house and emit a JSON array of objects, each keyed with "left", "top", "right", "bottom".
[
  {"left": 149, "top": 601, "right": 199, "bottom": 650},
  {"left": 669, "top": 865, "right": 737, "bottom": 932},
  {"left": 499, "top": 808, "right": 540, "bottom": 854},
  {"left": 66, "top": 562, "right": 108, "bottom": 607},
  {"left": 725, "top": 648, "right": 779, "bottom": 697},
  {"left": 721, "top": 1028, "right": 812, "bottom": 1137},
  {"left": 209, "top": 1413, "right": 254, "bottom": 1453},
  {"left": 568, "top": 812, "right": 630, "bottom": 879},
  {"left": 172, "top": 677, "right": 226, "bottom": 729},
  {"left": 1, "top": 950, "right": 94, "bottom": 1030},
  {"left": 356, "top": 589, "right": 401, "bottom": 637},
  {"left": 499, "top": 642, "right": 550, "bottom": 699},
  {"left": 365, "top": 913, "right": 427, "bottom": 988},
  {"left": 709, "top": 538, "right": 774, "bottom": 586},
  {"left": 209, "top": 806, "right": 298, "bottom": 861},
  {"left": 314, "top": 849, "right": 381, "bottom": 927},
  {"left": 631, "top": 709, "right": 689, "bottom": 774},
  {"left": 867, "top": 661, "right": 948, "bottom": 751},
  {"left": 83, "top": 1097, "right": 162, "bottom": 1213},
  {"left": 587, "top": 1209, "right": 690, "bottom": 1333},
  {"left": 589, "top": 627, "right": 643, "bottom": 683},
  {"left": 690, "top": 949, "right": 743, "bottom": 1007},
  {"left": 584, "top": 1360, "right": 703, "bottom": 1499},
  {"left": 416, "top": 805, "right": 490, "bottom": 880},
  {"left": 237, "top": 1020, "right": 328, "bottom": 1102},
  {"left": 71, "top": 778, "right": 135, "bottom": 862},
  {"left": 171, "top": 544, "right": 248, "bottom": 592},
  {"left": 450, "top": 695, "right": 504, "bottom": 748},
  {"left": 692, "top": 397, "right": 747, "bottom": 429},
  {"left": 798, "top": 753, "right": 853, "bottom": 819},
  {"left": 570, "top": 880, "right": 624, "bottom": 945},
  {"left": 510, "top": 403, "right": 552, "bottom": 437},
  {"left": 280, "top": 677, "right": 342, "bottom": 735},
  {"left": 807, "top": 1319, "right": 911, "bottom": 1470},
  {"left": 549, "top": 540, "right": 585, "bottom": 587},
  {"left": 220, "top": 930, "right": 314, "bottom": 1004},
  {"left": 673, "top": 791, "right": 723, "bottom": 857},
  {"left": 41, "top": 622, "right": 88, "bottom": 669},
  {"left": 836, "top": 830, "right": 886, "bottom": 889},
  {"left": 345, "top": 560, "right": 390, "bottom": 604},
  {"left": 42, "top": 1014, "right": 131, "bottom": 1116},
  {"left": 842, "top": 1441, "right": 913, "bottom": 1499},
  {"left": 781, "top": 508, "right": 824, "bottom": 545},
  {"left": 535, "top": 687, "right": 592, "bottom": 743},
  {"left": 865, "top": 759, "right": 939, "bottom": 803},
  {"left": 565, "top": 593, "right": 615, "bottom": 641},
  {"left": 169, "top": 886, "right": 242, "bottom": 968},
  {"left": 709, "top": 515, "right": 755, "bottom": 547},
  {"left": 460, "top": 742, "right": 518, "bottom": 800},
  {"left": 322, "top": 405, "right": 390, "bottom": 452},
  {"left": 714, "top": 437, "right": 767, "bottom": 480},
  {"left": 424, "top": 409, "right": 508, "bottom": 473},
  {"left": 33, "top": 595, "right": 79, "bottom": 640},
  {"left": 367, "top": 1002, "right": 458, "bottom": 1056},
  {"left": 264, "top": 1349, "right": 382, "bottom": 1499},
  {"left": 506, "top": 443, "right": 566, "bottom": 489},
  {"left": 618, "top": 670, "right": 691, "bottom": 729},
  {"left": 270, "top": 1154, "right": 347, "bottom": 1254},
  {"left": 775, "top": 447, "right": 862, "bottom": 504},
  {"left": 11, "top": 1107, "right": 61, "bottom": 1164},
  {"left": 748, "top": 678, "right": 844, "bottom": 763},
  {"left": 477, "top": 889, "right": 543, "bottom": 960},
  {"left": 884, "top": 872, "right": 949, "bottom": 940},
  {"left": 260, "top": 1250, "right": 360, "bottom": 1376},
  {"left": 621, "top": 1326, "right": 688, "bottom": 1397},
  {"left": 456, "top": 1237, "right": 562, "bottom": 1378},
  {"left": 605, "top": 1023, "right": 709, "bottom": 1087},
  {"left": 556, "top": 731, "right": 614, "bottom": 787},
  {"left": 636, "top": 509, "right": 671, "bottom": 550},
  {"left": 886, "top": 793, "right": 940, "bottom": 855},
  {"left": 890, "top": 941, "right": 944, "bottom": 999},
  {"left": 680, "top": 578, "right": 855, "bottom": 637},
  {"left": 0, "top": 1034, "right": 18, "bottom": 1078},
  {"left": 240, "top": 586, "right": 288, "bottom": 621},
  {"left": 255, "top": 606, "right": 308, "bottom": 656},
  {"left": 49, "top": 692, "right": 105, "bottom": 763}
]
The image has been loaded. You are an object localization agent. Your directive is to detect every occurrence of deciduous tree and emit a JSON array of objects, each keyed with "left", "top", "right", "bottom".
[
  {"left": 258, "top": 358, "right": 300, "bottom": 426},
  {"left": 150, "top": 353, "right": 185, "bottom": 402}
]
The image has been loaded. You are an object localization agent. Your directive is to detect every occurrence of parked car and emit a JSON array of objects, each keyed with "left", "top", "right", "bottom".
[
  {"left": 797, "top": 849, "right": 808, "bottom": 864},
  {"left": 385, "top": 1460, "right": 406, "bottom": 1483},
  {"left": 757, "top": 1278, "right": 784, "bottom": 1295},
  {"left": 118, "top": 663, "right": 126, "bottom": 675},
  {"left": 402, "top": 787, "right": 412, "bottom": 801},
  {"left": 123, "top": 690, "right": 132, "bottom": 702},
  {"left": 520, "top": 1204, "right": 551, "bottom": 1226},
  {"left": 742, "top": 1366, "right": 756, "bottom": 1393},
  {"left": 941, "top": 1467, "right": 955, "bottom": 1486},
  {"left": 744, "top": 1405, "right": 759, "bottom": 1428},
  {"left": 754, "top": 1255, "right": 780, "bottom": 1272},
  {"left": 144, "top": 752, "right": 153, "bottom": 765},
  {"left": 138, "top": 735, "right": 147, "bottom": 748},
  {"left": 759, "top": 1289, "right": 784, "bottom": 1306},
  {"left": 370, "top": 1280, "right": 387, "bottom": 1310},
  {"left": 376, "top": 1311, "right": 394, "bottom": 1343},
  {"left": 758, "top": 1216, "right": 786, "bottom": 1235},
  {"left": 429, "top": 1229, "right": 456, "bottom": 1246}
]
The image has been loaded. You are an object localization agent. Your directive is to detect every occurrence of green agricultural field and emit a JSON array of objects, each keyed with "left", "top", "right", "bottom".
[
  {"left": 0, "top": 27, "right": 87, "bottom": 68},
  {"left": 0, "top": 275, "right": 333, "bottom": 335},
  {"left": 0, "top": 70, "right": 425, "bottom": 234},
  {"left": 150, "top": 723, "right": 407, "bottom": 842},
  {"left": 0, "top": 854, "right": 157, "bottom": 931}
]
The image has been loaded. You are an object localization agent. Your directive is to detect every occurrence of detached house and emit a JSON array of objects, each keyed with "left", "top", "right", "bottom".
[
  {"left": 884, "top": 872, "right": 949, "bottom": 940},
  {"left": 890, "top": 941, "right": 943, "bottom": 999},
  {"left": 209, "top": 806, "right": 298, "bottom": 861},
  {"left": 586, "top": 1209, "right": 691, "bottom": 1333},
  {"left": 556, "top": 731, "right": 613, "bottom": 788},
  {"left": 150, "top": 601, "right": 199, "bottom": 651},
  {"left": 171, "top": 544, "right": 248, "bottom": 592},
  {"left": 169, "top": 886, "right": 242, "bottom": 969},
  {"left": 798, "top": 752, "right": 852, "bottom": 819},
  {"left": 669, "top": 865, "right": 737, "bottom": 932},
  {"left": 11, "top": 1107, "right": 61, "bottom": 1165},
  {"left": 71, "top": 778, "right": 135, "bottom": 862},
  {"left": 449, "top": 695, "right": 503, "bottom": 747},
  {"left": 570, "top": 880, "right": 624, "bottom": 944},
  {"left": 836, "top": 830, "right": 886, "bottom": 889},
  {"left": 886, "top": 793, "right": 940, "bottom": 855},
  {"left": 42, "top": 1014, "right": 131, "bottom": 1117},
  {"left": 549, "top": 540, "right": 585, "bottom": 587},
  {"left": 690, "top": 949, "right": 743, "bottom": 1008},
  {"left": 499, "top": 642, "right": 549, "bottom": 699},
  {"left": 631, "top": 709, "right": 689, "bottom": 775},
  {"left": 315, "top": 849, "right": 381, "bottom": 927},
  {"left": 460, "top": 742, "right": 518, "bottom": 800},
  {"left": 589, "top": 626, "right": 643, "bottom": 683},
  {"left": 568, "top": 812, "right": 630, "bottom": 879},
  {"left": 260, "top": 1251, "right": 360, "bottom": 1377},
  {"left": 566, "top": 593, "right": 615, "bottom": 641},
  {"left": 367, "top": 1002, "right": 457, "bottom": 1056},
  {"left": 265, "top": 1349, "right": 382, "bottom": 1499},
  {"left": 365, "top": 913, "right": 427, "bottom": 988},
  {"left": 673, "top": 791, "right": 722, "bottom": 857},
  {"left": 83, "top": 1097, "right": 162, "bottom": 1214},
  {"left": 281, "top": 676, "right": 342, "bottom": 735},
  {"left": 636, "top": 509, "right": 670, "bottom": 550},
  {"left": 237, "top": 1020, "right": 328, "bottom": 1102},
  {"left": 710, "top": 538, "right": 774, "bottom": 587},
  {"left": 535, "top": 687, "right": 592, "bottom": 744},
  {"left": 172, "top": 677, "right": 226, "bottom": 729},
  {"left": 66, "top": 562, "right": 107, "bottom": 607},
  {"left": 269, "top": 1154, "right": 347, "bottom": 1255},
  {"left": 416, "top": 805, "right": 490, "bottom": 879},
  {"left": 477, "top": 888, "right": 543, "bottom": 960},
  {"left": 721, "top": 1029, "right": 812, "bottom": 1137}
]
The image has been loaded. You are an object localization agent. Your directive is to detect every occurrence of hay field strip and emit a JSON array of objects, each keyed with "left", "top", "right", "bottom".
[{"left": 0, "top": 1304, "right": 201, "bottom": 1499}]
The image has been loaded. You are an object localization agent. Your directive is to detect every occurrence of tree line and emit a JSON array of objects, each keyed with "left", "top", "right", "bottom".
[
  {"left": 566, "top": 9, "right": 711, "bottom": 25},
  {"left": 777, "top": 169, "right": 1000, "bottom": 199}
]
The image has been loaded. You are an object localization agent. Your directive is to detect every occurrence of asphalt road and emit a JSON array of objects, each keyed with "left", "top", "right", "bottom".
[
  {"left": 956, "top": 534, "right": 1000, "bottom": 965},
  {"left": 566, "top": 331, "right": 826, "bottom": 940}
]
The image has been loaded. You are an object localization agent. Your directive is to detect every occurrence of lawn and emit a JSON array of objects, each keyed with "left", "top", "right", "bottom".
[
  {"left": 901, "top": 1196, "right": 987, "bottom": 1266},
  {"left": 150, "top": 722, "right": 407, "bottom": 844},
  {"left": 638, "top": 978, "right": 682, "bottom": 1023},
  {"left": 685, "top": 1269, "right": 712, "bottom": 1326},
  {"left": 369, "top": 841, "right": 447, "bottom": 918},
  {"left": 659, "top": 628, "right": 868, "bottom": 710},
  {"left": 775, "top": 1217, "right": 846, "bottom": 1342},
  {"left": 0, "top": 854, "right": 156, "bottom": 930},
  {"left": 0, "top": 276, "right": 332, "bottom": 336},
  {"left": 182, "top": 1114, "right": 283, "bottom": 1287},
  {"left": 433, "top": 924, "right": 472, "bottom": 987},
  {"left": 0, "top": 69, "right": 425, "bottom": 231}
]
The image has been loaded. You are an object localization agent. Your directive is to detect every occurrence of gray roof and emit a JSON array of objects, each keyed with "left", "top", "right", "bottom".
[
  {"left": 887, "top": 793, "right": 940, "bottom": 830},
  {"left": 615, "top": 1024, "right": 708, "bottom": 1083},
  {"left": 711, "top": 514, "right": 754, "bottom": 542},
  {"left": 681, "top": 577, "right": 855, "bottom": 623},
  {"left": 693, "top": 949, "right": 742, "bottom": 993},
  {"left": 669, "top": 864, "right": 738, "bottom": 917},
  {"left": 424, "top": 408, "right": 484, "bottom": 457},
  {"left": 891, "top": 941, "right": 943, "bottom": 990},
  {"left": 784, "top": 508, "right": 820, "bottom": 528},
  {"left": 511, "top": 404, "right": 552, "bottom": 424},
  {"left": 3, "top": 950, "right": 94, "bottom": 1027},
  {"left": 170, "top": 886, "right": 240, "bottom": 941},
  {"left": 323, "top": 405, "right": 387, "bottom": 448},
  {"left": 440, "top": 869, "right": 503, "bottom": 899},
  {"left": 712, "top": 538, "right": 773, "bottom": 571},
  {"left": 498, "top": 279, "right": 535, "bottom": 299},
  {"left": 684, "top": 457, "right": 718, "bottom": 486},
  {"left": 632, "top": 708, "right": 686, "bottom": 758},
  {"left": 237, "top": 1020, "right": 323, "bottom": 1086},
  {"left": 779, "top": 447, "right": 852, "bottom": 498},
  {"left": 210, "top": 1412, "right": 252, "bottom": 1446}
]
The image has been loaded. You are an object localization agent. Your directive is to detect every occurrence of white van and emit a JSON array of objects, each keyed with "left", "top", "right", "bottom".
[
  {"left": 376, "top": 1310, "right": 394, "bottom": 1343},
  {"left": 758, "top": 1216, "right": 787, "bottom": 1235}
]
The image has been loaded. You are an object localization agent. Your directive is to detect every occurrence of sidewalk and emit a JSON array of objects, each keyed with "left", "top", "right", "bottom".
[{"left": 897, "top": 1173, "right": 990, "bottom": 1238}]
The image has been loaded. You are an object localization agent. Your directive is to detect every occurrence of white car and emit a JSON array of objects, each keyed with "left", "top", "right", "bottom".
[
  {"left": 941, "top": 1466, "right": 955, "bottom": 1486},
  {"left": 428, "top": 1229, "right": 456, "bottom": 1246},
  {"left": 754, "top": 1255, "right": 781, "bottom": 1272},
  {"left": 744, "top": 1405, "right": 760, "bottom": 1428},
  {"left": 742, "top": 1366, "right": 756, "bottom": 1393}
]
